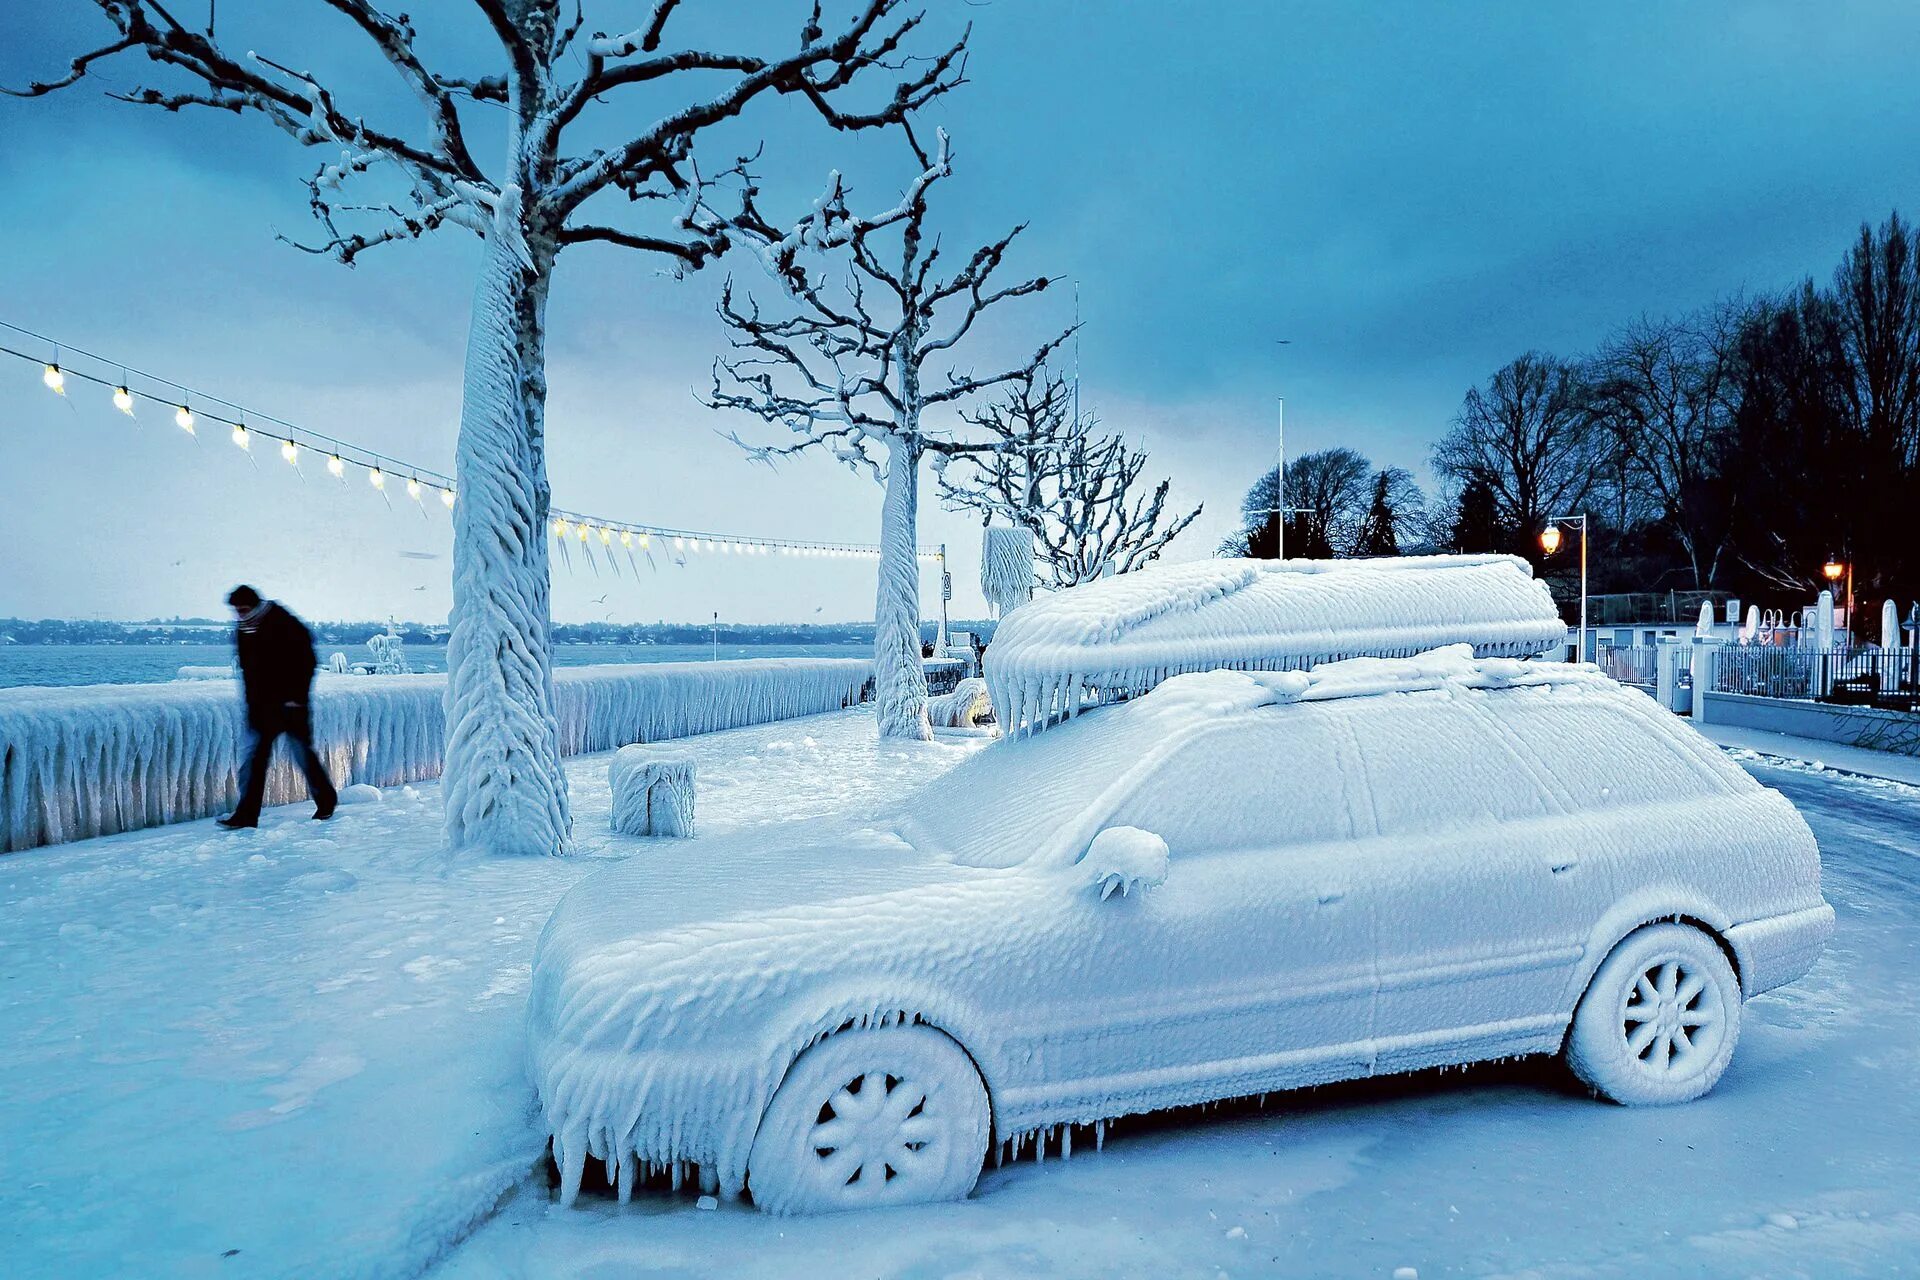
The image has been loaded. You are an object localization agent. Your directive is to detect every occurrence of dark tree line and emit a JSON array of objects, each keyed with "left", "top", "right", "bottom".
[
  {"left": 1222, "top": 447, "right": 1425, "bottom": 560},
  {"left": 1222, "top": 211, "right": 1919, "bottom": 632},
  {"left": 1428, "top": 212, "right": 1919, "bottom": 626}
]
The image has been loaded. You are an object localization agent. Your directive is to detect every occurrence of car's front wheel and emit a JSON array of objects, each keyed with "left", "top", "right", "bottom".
[
  {"left": 1566, "top": 922, "right": 1741, "bottom": 1106},
  {"left": 748, "top": 1025, "right": 990, "bottom": 1215}
]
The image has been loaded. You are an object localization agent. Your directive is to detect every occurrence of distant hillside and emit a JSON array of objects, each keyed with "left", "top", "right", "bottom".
[{"left": 0, "top": 618, "right": 998, "bottom": 647}]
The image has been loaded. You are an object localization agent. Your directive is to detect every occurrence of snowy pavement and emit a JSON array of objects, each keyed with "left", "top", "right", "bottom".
[
  {"left": 0, "top": 706, "right": 983, "bottom": 1280},
  {"left": 5, "top": 711, "right": 1919, "bottom": 1279}
]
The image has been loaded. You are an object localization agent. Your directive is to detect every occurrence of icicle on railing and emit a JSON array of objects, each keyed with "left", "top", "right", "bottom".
[{"left": 0, "top": 659, "right": 873, "bottom": 852}]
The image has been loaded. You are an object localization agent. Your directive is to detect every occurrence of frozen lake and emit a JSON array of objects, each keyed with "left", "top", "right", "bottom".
[
  {"left": 1, "top": 709, "right": 1913, "bottom": 1279},
  {"left": 0, "top": 642, "right": 871, "bottom": 689}
]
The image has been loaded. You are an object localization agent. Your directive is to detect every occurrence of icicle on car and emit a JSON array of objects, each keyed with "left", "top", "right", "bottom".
[{"left": 528, "top": 644, "right": 1831, "bottom": 1214}]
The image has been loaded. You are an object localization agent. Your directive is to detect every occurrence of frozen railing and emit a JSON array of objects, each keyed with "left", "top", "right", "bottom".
[{"left": 0, "top": 659, "right": 872, "bottom": 852}]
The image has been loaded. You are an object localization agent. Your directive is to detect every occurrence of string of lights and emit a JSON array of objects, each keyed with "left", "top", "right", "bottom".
[{"left": 2, "top": 319, "right": 943, "bottom": 563}]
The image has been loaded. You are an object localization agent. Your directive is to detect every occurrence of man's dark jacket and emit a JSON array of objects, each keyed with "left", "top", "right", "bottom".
[{"left": 235, "top": 603, "right": 320, "bottom": 727}]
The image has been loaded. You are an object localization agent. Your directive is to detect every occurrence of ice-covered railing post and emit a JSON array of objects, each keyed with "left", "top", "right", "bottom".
[
  {"left": 9, "top": 1, "right": 967, "bottom": 854},
  {"left": 707, "top": 130, "right": 1070, "bottom": 740}
]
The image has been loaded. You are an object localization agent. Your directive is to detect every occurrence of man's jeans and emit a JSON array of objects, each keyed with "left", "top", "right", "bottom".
[{"left": 233, "top": 703, "right": 339, "bottom": 822}]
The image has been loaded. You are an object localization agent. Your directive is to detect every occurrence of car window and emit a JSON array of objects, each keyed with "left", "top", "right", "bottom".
[
  {"left": 1477, "top": 689, "right": 1725, "bottom": 809},
  {"left": 1106, "top": 705, "right": 1361, "bottom": 856},
  {"left": 1342, "top": 692, "right": 1559, "bottom": 838}
]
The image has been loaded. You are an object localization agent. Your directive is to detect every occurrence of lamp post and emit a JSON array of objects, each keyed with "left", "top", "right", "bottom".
[
  {"left": 1821, "top": 555, "right": 1851, "bottom": 645},
  {"left": 1541, "top": 514, "right": 1589, "bottom": 663}
]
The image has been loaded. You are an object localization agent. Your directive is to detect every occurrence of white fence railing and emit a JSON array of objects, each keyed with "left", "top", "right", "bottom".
[{"left": 0, "top": 659, "right": 872, "bottom": 853}]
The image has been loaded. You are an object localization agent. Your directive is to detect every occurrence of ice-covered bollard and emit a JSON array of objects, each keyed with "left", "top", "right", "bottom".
[
  {"left": 927, "top": 677, "right": 994, "bottom": 728},
  {"left": 609, "top": 745, "right": 696, "bottom": 838}
]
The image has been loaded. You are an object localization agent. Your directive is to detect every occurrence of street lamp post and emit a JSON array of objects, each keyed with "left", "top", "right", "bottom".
[
  {"left": 1821, "top": 555, "right": 1852, "bottom": 645},
  {"left": 1541, "top": 514, "right": 1589, "bottom": 663}
]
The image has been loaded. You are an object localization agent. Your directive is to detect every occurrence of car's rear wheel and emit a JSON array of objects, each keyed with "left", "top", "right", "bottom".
[
  {"left": 1567, "top": 922, "right": 1741, "bottom": 1106},
  {"left": 748, "top": 1025, "right": 990, "bottom": 1215}
]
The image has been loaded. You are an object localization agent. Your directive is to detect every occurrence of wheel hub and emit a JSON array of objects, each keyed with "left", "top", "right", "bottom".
[{"left": 807, "top": 1071, "right": 938, "bottom": 1195}]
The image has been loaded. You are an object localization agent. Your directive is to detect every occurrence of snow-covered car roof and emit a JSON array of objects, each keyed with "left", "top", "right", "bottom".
[
  {"left": 908, "top": 645, "right": 1739, "bottom": 870},
  {"left": 984, "top": 554, "right": 1566, "bottom": 734}
]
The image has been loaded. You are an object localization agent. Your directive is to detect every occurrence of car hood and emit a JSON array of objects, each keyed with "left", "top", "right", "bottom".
[{"left": 535, "top": 815, "right": 950, "bottom": 972}]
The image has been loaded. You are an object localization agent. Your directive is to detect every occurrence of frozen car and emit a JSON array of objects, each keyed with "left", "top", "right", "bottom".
[{"left": 529, "top": 647, "right": 1832, "bottom": 1215}]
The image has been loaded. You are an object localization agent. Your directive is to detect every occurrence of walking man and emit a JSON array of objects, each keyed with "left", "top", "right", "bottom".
[{"left": 218, "top": 585, "right": 338, "bottom": 828}]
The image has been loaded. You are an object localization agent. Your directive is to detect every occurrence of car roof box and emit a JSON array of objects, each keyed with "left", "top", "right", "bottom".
[{"left": 984, "top": 554, "right": 1567, "bottom": 735}]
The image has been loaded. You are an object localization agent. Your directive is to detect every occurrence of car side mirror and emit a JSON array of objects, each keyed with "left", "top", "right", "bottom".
[{"left": 1082, "top": 826, "right": 1170, "bottom": 901}]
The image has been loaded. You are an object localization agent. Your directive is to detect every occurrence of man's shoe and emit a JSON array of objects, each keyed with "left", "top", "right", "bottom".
[{"left": 216, "top": 814, "right": 257, "bottom": 829}]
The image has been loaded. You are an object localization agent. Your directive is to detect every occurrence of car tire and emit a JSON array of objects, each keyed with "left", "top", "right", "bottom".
[
  {"left": 1566, "top": 922, "right": 1742, "bottom": 1106},
  {"left": 748, "top": 1025, "right": 990, "bottom": 1215}
]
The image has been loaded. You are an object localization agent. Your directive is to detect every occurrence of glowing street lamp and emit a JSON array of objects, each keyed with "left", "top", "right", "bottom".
[
  {"left": 1821, "top": 556, "right": 1853, "bottom": 640},
  {"left": 1540, "top": 514, "right": 1589, "bottom": 663}
]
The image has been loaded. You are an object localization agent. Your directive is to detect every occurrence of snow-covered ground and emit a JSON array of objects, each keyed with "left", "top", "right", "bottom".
[{"left": 5, "top": 708, "right": 1917, "bottom": 1279}]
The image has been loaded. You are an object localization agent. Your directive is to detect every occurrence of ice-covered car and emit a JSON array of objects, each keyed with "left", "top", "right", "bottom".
[{"left": 528, "top": 646, "right": 1832, "bottom": 1215}]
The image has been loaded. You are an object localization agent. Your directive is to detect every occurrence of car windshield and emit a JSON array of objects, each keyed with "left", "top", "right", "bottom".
[{"left": 896, "top": 702, "right": 1152, "bottom": 869}]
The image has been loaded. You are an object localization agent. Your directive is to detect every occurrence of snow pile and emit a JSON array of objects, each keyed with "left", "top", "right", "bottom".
[
  {"left": 983, "top": 555, "right": 1565, "bottom": 734},
  {"left": 608, "top": 746, "right": 695, "bottom": 838},
  {"left": 175, "top": 665, "right": 235, "bottom": 681},
  {"left": 0, "top": 659, "right": 871, "bottom": 851}
]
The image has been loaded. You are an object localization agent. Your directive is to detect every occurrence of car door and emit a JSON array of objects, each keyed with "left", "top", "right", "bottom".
[
  {"left": 1339, "top": 692, "right": 1596, "bottom": 1073},
  {"left": 999, "top": 707, "right": 1382, "bottom": 1124}
]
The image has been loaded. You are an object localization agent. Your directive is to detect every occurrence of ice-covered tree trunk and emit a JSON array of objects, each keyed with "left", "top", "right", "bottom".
[
  {"left": 874, "top": 434, "right": 931, "bottom": 740},
  {"left": 443, "top": 189, "right": 571, "bottom": 855}
]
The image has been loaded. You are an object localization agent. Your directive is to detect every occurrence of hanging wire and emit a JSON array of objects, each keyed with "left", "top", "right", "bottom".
[{"left": 1, "top": 318, "right": 943, "bottom": 561}]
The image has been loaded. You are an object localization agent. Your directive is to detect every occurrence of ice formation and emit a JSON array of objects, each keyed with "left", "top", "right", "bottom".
[
  {"left": 926, "top": 677, "right": 993, "bottom": 728},
  {"left": 1084, "top": 825, "right": 1168, "bottom": 900},
  {"left": 528, "top": 645, "right": 1829, "bottom": 1210},
  {"left": 980, "top": 525, "right": 1037, "bottom": 616},
  {"left": 983, "top": 554, "right": 1566, "bottom": 734},
  {"left": 0, "top": 659, "right": 870, "bottom": 852},
  {"left": 368, "top": 630, "right": 410, "bottom": 676},
  {"left": 608, "top": 746, "right": 696, "bottom": 838}
]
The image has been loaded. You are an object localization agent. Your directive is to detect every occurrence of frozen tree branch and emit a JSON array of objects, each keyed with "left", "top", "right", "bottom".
[{"left": 942, "top": 367, "right": 1202, "bottom": 586}]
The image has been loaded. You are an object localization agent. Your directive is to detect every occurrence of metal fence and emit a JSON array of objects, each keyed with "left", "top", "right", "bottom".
[
  {"left": 1597, "top": 646, "right": 1659, "bottom": 687},
  {"left": 1712, "top": 646, "right": 1920, "bottom": 710}
]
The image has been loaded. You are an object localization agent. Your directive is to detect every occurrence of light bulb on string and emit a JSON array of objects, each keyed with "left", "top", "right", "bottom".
[
  {"left": 599, "top": 527, "right": 611, "bottom": 545},
  {"left": 368, "top": 466, "right": 385, "bottom": 490},
  {"left": 555, "top": 518, "right": 571, "bottom": 538},
  {"left": 620, "top": 530, "right": 632, "bottom": 548},
  {"left": 231, "top": 423, "right": 250, "bottom": 450},
  {"left": 441, "top": 487, "right": 456, "bottom": 508},
  {"left": 674, "top": 536, "right": 686, "bottom": 551},
  {"left": 406, "top": 476, "right": 422, "bottom": 501},
  {"left": 113, "top": 386, "right": 134, "bottom": 415},
  {"left": 281, "top": 439, "right": 299, "bottom": 465},
  {"left": 638, "top": 533, "right": 650, "bottom": 549},
  {"left": 578, "top": 524, "right": 591, "bottom": 543},
  {"left": 175, "top": 405, "right": 195, "bottom": 434},
  {"left": 327, "top": 453, "right": 345, "bottom": 478},
  {"left": 42, "top": 364, "right": 65, "bottom": 395}
]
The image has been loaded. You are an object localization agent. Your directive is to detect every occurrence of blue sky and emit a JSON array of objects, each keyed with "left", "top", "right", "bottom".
[{"left": 2, "top": 1, "right": 1916, "bottom": 624}]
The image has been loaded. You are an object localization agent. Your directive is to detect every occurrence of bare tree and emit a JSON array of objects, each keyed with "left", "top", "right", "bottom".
[
  {"left": 8, "top": 1, "right": 964, "bottom": 855},
  {"left": 707, "top": 132, "right": 1065, "bottom": 740},
  {"left": 939, "top": 367, "right": 1200, "bottom": 587},
  {"left": 1431, "top": 352, "right": 1602, "bottom": 552},
  {"left": 1587, "top": 305, "right": 1747, "bottom": 588},
  {"left": 1350, "top": 466, "right": 1423, "bottom": 556}
]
